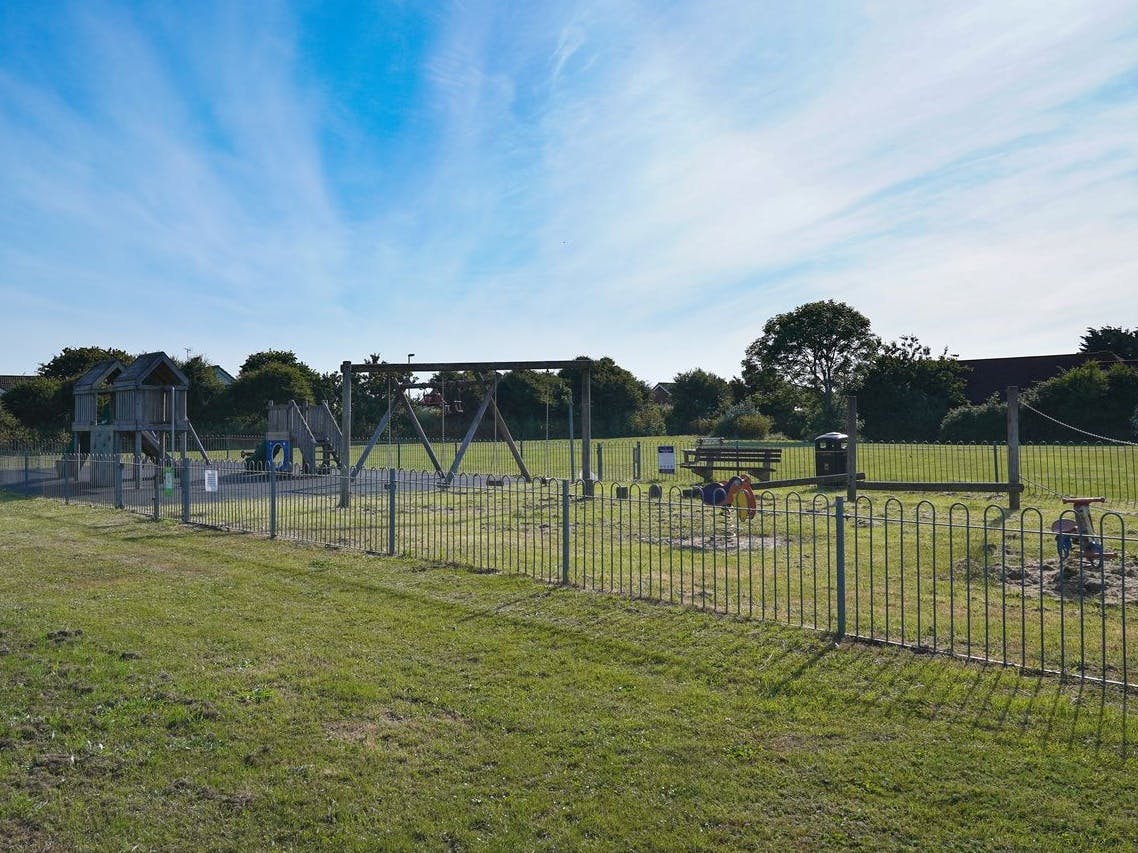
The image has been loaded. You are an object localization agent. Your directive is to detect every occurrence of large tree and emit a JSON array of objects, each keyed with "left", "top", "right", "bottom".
[
  {"left": 1080, "top": 326, "right": 1138, "bottom": 360},
  {"left": 667, "top": 369, "right": 731, "bottom": 434},
  {"left": 38, "top": 346, "right": 133, "bottom": 380},
  {"left": 2, "top": 377, "right": 67, "bottom": 433},
  {"left": 558, "top": 357, "right": 650, "bottom": 438},
  {"left": 856, "top": 336, "right": 968, "bottom": 441},
  {"left": 220, "top": 362, "right": 315, "bottom": 431},
  {"left": 176, "top": 355, "right": 227, "bottom": 428},
  {"left": 742, "top": 300, "right": 878, "bottom": 422}
]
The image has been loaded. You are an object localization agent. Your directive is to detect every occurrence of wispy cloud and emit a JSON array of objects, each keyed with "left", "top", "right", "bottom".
[{"left": 0, "top": 1, "right": 1135, "bottom": 383}]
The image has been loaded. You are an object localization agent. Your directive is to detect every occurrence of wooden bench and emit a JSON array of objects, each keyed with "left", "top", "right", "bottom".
[{"left": 680, "top": 445, "right": 782, "bottom": 482}]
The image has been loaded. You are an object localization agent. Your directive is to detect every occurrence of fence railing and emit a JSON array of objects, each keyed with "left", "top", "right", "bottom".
[{"left": 4, "top": 454, "right": 1134, "bottom": 710}]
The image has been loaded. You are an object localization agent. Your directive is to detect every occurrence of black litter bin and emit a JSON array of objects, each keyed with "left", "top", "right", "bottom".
[{"left": 814, "top": 432, "right": 848, "bottom": 477}]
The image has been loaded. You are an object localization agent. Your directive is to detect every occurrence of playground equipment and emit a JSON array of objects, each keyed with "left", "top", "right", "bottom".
[
  {"left": 259, "top": 400, "right": 342, "bottom": 473},
  {"left": 338, "top": 358, "right": 595, "bottom": 506},
  {"left": 1051, "top": 497, "right": 1110, "bottom": 571},
  {"left": 686, "top": 475, "right": 758, "bottom": 521},
  {"left": 351, "top": 373, "right": 528, "bottom": 483},
  {"left": 71, "top": 352, "right": 210, "bottom": 484}
]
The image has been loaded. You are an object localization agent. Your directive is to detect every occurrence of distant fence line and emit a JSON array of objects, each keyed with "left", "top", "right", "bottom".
[{"left": 2, "top": 434, "right": 1135, "bottom": 505}]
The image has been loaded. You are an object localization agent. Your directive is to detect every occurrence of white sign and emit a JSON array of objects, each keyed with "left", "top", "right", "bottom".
[
  {"left": 658, "top": 445, "right": 676, "bottom": 475},
  {"left": 204, "top": 469, "right": 219, "bottom": 493}
]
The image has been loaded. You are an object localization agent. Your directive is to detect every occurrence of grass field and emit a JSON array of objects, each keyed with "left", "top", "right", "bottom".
[{"left": 1, "top": 495, "right": 1136, "bottom": 850}]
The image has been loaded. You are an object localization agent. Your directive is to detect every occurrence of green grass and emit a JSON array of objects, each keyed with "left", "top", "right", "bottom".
[{"left": 1, "top": 496, "right": 1136, "bottom": 850}]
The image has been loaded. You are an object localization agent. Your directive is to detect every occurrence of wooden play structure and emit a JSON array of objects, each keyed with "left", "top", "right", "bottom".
[
  {"left": 337, "top": 358, "right": 596, "bottom": 506},
  {"left": 261, "top": 400, "right": 343, "bottom": 473},
  {"left": 71, "top": 352, "right": 210, "bottom": 483}
]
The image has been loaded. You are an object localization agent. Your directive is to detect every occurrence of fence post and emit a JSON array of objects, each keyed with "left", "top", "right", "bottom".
[
  {"left": 269, "top": 460, "right": 277, "bottom": 539},
  {"left": 387, "top": 468, "right": 397, "bottom": 556},
  {"left": 634, "top": 441, "right": 641, "bottom": 481},
  {"left": 596, "top": 443, "right": 604, "bottom": 482},
  {"left": 1006, "top": 386, "right": 1021, "bottom": 511},
  {"left": 992, "top": 442, "right": 1000, "bottom": 482},
  {"left": 835, "top": 497, "right": 846, "bottom": 639},
  {"left": 63, "top": 454, "right": 71, "bottom": 505},
  {"left": 561, "top": 479, "right": 570, "bottom": 584},
  {"left": 152, "top": 464, "right": 160, "bottom": 520},
  {"left": 23, "top": 452, "right": 29, "bottom": 497},
  {"left": 114, "top": 460, "right": 123, "bottom": 509},
  {"left": 846, "top": 396, "right": 858, "bottom": 503},
  {"left": 181, "top": 457, "right": 191, "bottom": 523}
]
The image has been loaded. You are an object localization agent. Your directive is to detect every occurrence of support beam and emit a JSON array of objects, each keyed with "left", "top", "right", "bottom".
[
  {"left": 339, "top": 361, "right": 352, "bottom": 507},
  {"left": 398, "top": 391, "right": 444, "bottom": 477},
  {"left": 352, "top": 400, "right": 395, "bottom": 479},
  {"left": 348, "top": 359, "right": 591, "bottom": 374},
  {"left": 491, "top": 400, "right": 532, "bottom": 481},
  {"left": 1006, "top": 386, "right": 1021, "bottom": 511}
]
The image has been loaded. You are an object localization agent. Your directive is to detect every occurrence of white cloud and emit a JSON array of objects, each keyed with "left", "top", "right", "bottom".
[{"left": 0, "top": 1, "right": 1135, "bottom": 386}]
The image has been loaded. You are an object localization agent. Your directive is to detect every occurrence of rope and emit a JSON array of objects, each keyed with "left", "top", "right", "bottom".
[
  {"left": 1021, "top": 401, "right": 1138, "bottom": 446},
  {"left": 1021, "top": 475, "right": 1138, "bottom": 518}
]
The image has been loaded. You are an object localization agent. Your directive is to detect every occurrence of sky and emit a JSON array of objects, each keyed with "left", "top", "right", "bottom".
[{"left": 1, "top": 1, "right": 1137, "bottom": 385}]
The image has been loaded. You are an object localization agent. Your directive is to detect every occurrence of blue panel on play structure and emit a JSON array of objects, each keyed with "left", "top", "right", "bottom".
[{"left": 264, "top": 439, "right": 291, "bottom": 472}]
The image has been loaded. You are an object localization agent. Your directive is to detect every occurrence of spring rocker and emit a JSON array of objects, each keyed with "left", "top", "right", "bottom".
[
  {"left": 1050, "top": 497, "right": 1111, "bottom": 578},
  {"left": 686, "top": 474, "right": 757, "bottom": 521}
]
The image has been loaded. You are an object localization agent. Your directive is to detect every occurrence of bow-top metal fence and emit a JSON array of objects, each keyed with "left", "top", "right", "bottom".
[{"left": 3, "top": 452, "right": 1133, "bottom": 753}]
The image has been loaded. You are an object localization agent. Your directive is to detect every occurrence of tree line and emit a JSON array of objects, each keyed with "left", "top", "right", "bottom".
[{"left": 2, "top": 313, "right": 1136, "bottom": 444}]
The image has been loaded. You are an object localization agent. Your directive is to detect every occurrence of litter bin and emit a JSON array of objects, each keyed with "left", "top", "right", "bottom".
[{"left": 814, "top": 432, "right": 848, "bottom": 477}]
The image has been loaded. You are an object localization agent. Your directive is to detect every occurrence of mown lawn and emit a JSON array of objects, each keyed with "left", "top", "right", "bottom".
[{"left": 0, "top": 495, "right": 1135, "bottom": 850}]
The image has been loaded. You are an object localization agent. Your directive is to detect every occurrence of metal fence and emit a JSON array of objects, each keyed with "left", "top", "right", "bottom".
[
  {"left": 4, "top": 453, "right": 1134, "bottom": 738},
  {"left": 7, "top": 435, "right": 1137, "bottom": 505}
]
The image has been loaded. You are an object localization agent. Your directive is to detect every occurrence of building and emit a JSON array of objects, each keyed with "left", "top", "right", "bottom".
[{"left": 958, "top": 351, "right": 1134, "bottom": 403}]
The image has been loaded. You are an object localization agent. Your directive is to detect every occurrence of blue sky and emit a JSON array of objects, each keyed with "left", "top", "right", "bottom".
[{"left": 1, "top": 1, "right": 1136, "bottom": 384}]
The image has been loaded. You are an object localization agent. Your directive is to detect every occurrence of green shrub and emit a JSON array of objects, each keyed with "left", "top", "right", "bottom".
[
  {"left": 711, "top": 403, "right": 772, "bottom": 439},
  {"left": 939, "top": 395, "right": 1005, "bottom": 442}
]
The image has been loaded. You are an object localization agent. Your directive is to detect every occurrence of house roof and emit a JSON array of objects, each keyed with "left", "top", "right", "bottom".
[
  {"left": 211, "top": 364, "right": 236, "bottom": 386},
  {"left": 958, "top": 351, "right": 1129, "bottom": 403},
  {"left": 112, "top": 352, "right": 189, "bottom": 390},
  {"left": 0, "top": 374, "right": 35, "bottom": 394}
]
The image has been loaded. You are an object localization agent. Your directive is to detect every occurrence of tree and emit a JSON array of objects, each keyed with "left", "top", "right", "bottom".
[
  {"left": 742, "top": 300, "right": 878, "bottom": 423},
  {"left": 733, "top": 368, "right": 816, "bottom": 438},
  {"left": 0, "top": 397, "right": 30, "bottom": 442},
  {"left": 2, "top": 377, "right": 68, "bottom": 433},
  {"left": 497, "top": 370, "right": 570, "bottom": 439},
  {"left": 38, "top": 346, "right": 133, "bottom": 381},
  {"left": 176, "top": 355, "right": 227, "bottom": 428},
  {"left": 939, "top": 395, "right": 1006, "bottom": 442},
  {"left": 1080, "top": 326, "right": 1138, "bottom": 360},
  {"left": 856, "top": 336, "right": 967, "bottom": 441},
  {"left": 220, "top": 362, "right": 315, "bottom": 431},
  {"left": 558, "top": 357, "right": 650, "bottom": 438},
  {"left": 1021, "top": 362, "right": 1138, "bottom": 442},
  {"left": 667, "top": 369, "right": 731, "bottom": 434},
  {"left": 239, "top": 350, "right": 314, "bottom": 378}
]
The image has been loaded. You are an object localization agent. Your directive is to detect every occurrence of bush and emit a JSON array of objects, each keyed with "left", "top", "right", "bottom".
[
  {"left": 939, "top": 395, "right": 1006, "bottom": 442},
  {"left": 629, "top": 404, "right": 667, "bottom": 436},
  {"left": 711, "top": 403, "right": 772, "bottom": 439}
]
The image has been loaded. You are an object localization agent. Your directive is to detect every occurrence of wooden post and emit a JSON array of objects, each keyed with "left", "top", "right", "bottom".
[
  {"left": 581, "top": 367, "right": 592, "bottom": 493},
  {"left": 340, "top": 361, "right": 352, "bottom": 508},
  {"left": 846, "top": 395, "right": 858, "bottom": 503},
  {"left": 1006, "top": 386, "right": 1020, "bottom": 510}
]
